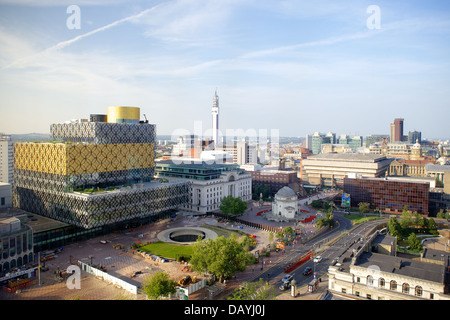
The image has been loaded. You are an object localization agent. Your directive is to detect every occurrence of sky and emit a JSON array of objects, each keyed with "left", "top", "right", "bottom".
[{"left": 0, "top": 0, "right": 449, "bottom": 140}]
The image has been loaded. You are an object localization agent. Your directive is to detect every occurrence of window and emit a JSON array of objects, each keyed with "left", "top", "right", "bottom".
[
  {"left": 402, "top": 283, "right": 410, "bottom": 294},
  {"left": 390, "top": 280, "right": 397, "bottom": 291},
  {"left": 379, "top": 278, "right": 385, "bottom": 288},
  {"left": 1, "top": 197, "right": 4, "bottom": 206},
  {"left": 367, "top": 275, "right": 374, "bottom": 287},
  {"left": 415, "top": 286, "right": 423, "bottom": 297}
]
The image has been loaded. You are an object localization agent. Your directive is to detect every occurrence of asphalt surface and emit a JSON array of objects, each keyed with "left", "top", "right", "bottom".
[{"left": 246, "top": 212, "right": 388, "bottom": 296}]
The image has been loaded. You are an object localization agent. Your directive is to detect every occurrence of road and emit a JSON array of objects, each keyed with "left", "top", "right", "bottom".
[{"left": 249, "top": 212, "right": 387, "bottom": 295}]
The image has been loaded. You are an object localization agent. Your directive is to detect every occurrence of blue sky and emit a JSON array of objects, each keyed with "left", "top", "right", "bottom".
[{"left": 0, "top": 0, "right": 449, "bottom": 140}]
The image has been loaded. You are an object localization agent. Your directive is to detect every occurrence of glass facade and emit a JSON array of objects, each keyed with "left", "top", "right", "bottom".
[{"left": 343, "top": 177, "right": 429, "bottom": 214}]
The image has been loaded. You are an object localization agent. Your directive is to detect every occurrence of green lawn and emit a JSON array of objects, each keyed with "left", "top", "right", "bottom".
[
  {"left": 140, "top": 242, "right": 194, "bottom": 260},
  {"left": 344, "top": 214, "right": 382, "bottom": 225}
]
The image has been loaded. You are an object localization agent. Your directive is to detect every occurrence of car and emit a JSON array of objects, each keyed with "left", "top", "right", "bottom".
[
  {"left": 281, "top": 273, "right": 294, "bottom": 283},
  {"left": 303, "top": 267, "right": 313, "bottom": 276},
  {"left": 279, "top": 281, "right": 291, "bottom": 291},
  {"left": 313, "top": 256, "right": 322, "bottom": 263}
]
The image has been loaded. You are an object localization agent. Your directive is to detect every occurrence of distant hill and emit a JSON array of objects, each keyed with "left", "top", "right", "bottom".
[{"left": 10, "top": 133, "right": 50, "bottom": 142}]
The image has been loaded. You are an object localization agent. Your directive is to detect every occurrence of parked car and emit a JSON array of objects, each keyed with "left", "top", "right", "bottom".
[
  {"left": 313, "top": 256, "right": 322, "bottom": 263},
  {"left": 303, "top": 267, "right": 313, "bottom": 276}
]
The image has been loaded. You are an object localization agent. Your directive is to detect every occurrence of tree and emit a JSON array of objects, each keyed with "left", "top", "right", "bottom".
[
  {"left": 358, "top": 202, "right": 370, "bottom": 214},
  {"left": 400, "top": 207, "right": 413, "bottom": 228},
  {"left": 388, "top": 216, "right": 402, "bottom": 238},
  {"left": 228, "top": 278, "right": 276, "bottom": 300},
  {"left": 252, "top": 184, "right": 271, "bottom": 200},
  {"left": 189, "top": 236, "right": 254, "bottom": 282},
  {"left": 428, "top": 218, "right": 438, "bottom": 235},
  {"left": 315, "top": 211, "right": 334, "bottom": 228},
  {"left": 408, "top": 232, "right": 422, "bottom": 252},
  {"left": 220, "top": 195, "right": 248, "bottom": 216},
  {"left": 284, "top": 226, "right": 294, "bottom": 235},
  {"left": 142, "top": 271, "right": 177, "bottom": 300},
  {"left": 311, "top": 200, "right": 322, "bottom": 210}
]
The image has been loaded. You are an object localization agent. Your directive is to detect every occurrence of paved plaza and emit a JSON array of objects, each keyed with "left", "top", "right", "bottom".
[{"left": 0, "top": 192, "right": 336, "bottom": 300}]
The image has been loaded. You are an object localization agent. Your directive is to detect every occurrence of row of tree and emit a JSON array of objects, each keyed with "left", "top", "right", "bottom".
[{"left": 387, "top": 206, "right": 439, "bottom": 253}]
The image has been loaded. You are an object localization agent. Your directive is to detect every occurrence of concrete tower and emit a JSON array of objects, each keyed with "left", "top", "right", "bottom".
[{"left": 212, "top": 90, "right": 219, "bottom": 148}]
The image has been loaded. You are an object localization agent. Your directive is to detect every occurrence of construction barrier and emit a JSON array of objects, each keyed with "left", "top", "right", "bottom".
[{"left": 78, "top": 260, "right": 138, "bottom": 295}]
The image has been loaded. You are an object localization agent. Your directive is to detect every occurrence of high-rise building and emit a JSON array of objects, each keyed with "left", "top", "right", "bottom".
[
  {"left": 13, "top": 107, "right": 190, "bottom": 229},
  {"left": 211, "top": 90, "right": 219, "bottom": 148},
  {"left": 408, "top": 130, "right": 422, "bottom": 144},
  {"left": 310, "top": 132, "right": 335, "bottom": 154},
  {"left": 0, "top": 134, "right": 13, "bottom": 184},
  {"left": 390, "top": 118, "right": 404, "bottom": 142}
]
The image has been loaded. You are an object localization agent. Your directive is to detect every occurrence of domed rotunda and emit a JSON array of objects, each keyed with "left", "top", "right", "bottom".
[{"left": 272, "top": 186, "right": 298, "bottom": 220}]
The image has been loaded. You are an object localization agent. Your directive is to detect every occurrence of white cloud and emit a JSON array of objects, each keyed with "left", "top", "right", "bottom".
[{"left": 0, "top": 0, "right": 134, "bottom": 6}]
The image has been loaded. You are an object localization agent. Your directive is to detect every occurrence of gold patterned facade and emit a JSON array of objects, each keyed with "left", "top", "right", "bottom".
[{"left": 15, "top": 142, "right": 154, "bottom": 175}]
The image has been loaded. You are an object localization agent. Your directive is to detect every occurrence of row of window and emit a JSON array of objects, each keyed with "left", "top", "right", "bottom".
[
  {"left": 355, "top": 276, "right": 425, "bottom": 297},
  {"left": 0, "top": 253, "right": 33, "bottom": 273}
]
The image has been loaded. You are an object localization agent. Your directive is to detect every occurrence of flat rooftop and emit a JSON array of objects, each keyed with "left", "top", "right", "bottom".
[
  {"left": 0, "top": 207, "right": 69, "bottom": 233},
  {"left": 71, "top": 180, "right": 187, "bottom": 198},
  {"left": 305, "top": 153, "right": 389, "bottom": 163},
  {"left": 345, "top": 176, "right": 430, "bottom": 185},
  {"left": 355, "top": 251, "right": 445, "bottom": 284}
]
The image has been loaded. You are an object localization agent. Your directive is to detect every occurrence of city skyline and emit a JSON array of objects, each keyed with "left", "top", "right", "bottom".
[{"left": 1, "top": 1, "right": 449, "bottom": 139}]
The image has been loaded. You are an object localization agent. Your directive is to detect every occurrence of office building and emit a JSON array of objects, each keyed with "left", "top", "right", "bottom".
[
  {"left": 212, "top": 90, "right": 219, "bottom": 148},
  {"left": 408, "top": 131, "right": 422, "bottom": 144},
  {"left": 247, "top": 167, "right": 299, "bottom": 196},
  {"left": 321, "top": 144, "right": 352, "bottom": 154},
  {"left": 172, "top": 135, "right": 203, "bottom": 158},
  {"left": 13, "top": 107, "right": 190, "bottom": 229},
  {"left": 349, "top": 136, "right": 363, "bottom": 151},
  {"left": 155, "top": 159, "right": 251, "bottom": 214},
  {"left": 390, "top": 118, "right": 404, "bottom": 143},
  {"left": 0, "top": 134, "right": 13, "bottom": 184},
  {"left": 0, "top": 216, "right": 34, "bottom": 273},
  {"left": 302, "top": 153, "right": 392, "bottom": 187},
  {"left": 343, "top": 176, "right": 429, "bottom": 214},
  {"left": 216, "top": 140, "right": 258, "bottom": 165},
  {"left": 365, "top": 134, "right": 389, "bottom": 147},
  {"left": 310, "top": 132, "right": 336, "bottom": 154},
  {"left": 0, "top": 183, "right": 12, "bottom": 209}
]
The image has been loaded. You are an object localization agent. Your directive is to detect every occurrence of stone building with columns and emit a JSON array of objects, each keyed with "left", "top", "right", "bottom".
[{"left": 328, "top": 231, "right": 450, "bottom": 300}]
